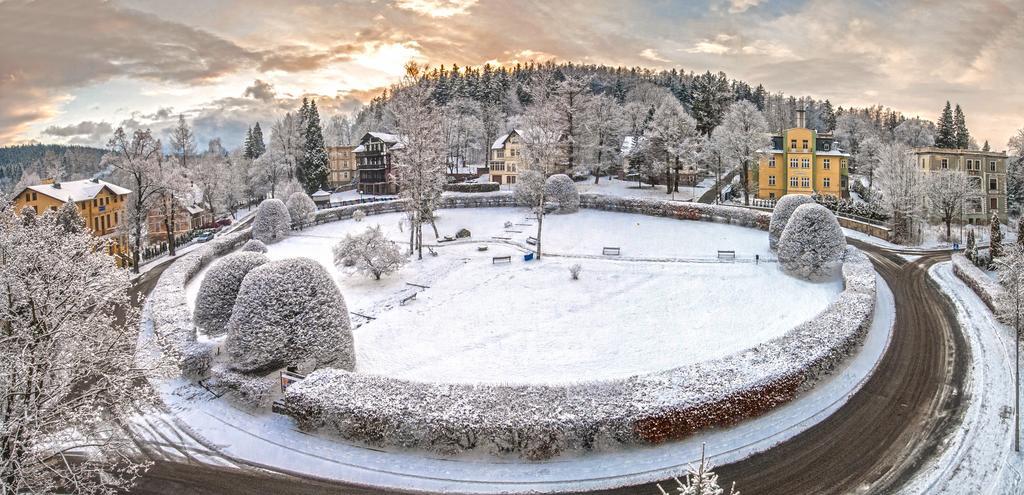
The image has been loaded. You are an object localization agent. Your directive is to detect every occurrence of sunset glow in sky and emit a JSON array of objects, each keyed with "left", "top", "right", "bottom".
[{"left": 1, "top": 0, "right": 1021, "bottom": 150}]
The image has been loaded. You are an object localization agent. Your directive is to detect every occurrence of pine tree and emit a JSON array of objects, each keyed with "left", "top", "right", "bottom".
[
  {"left": 242, "top": 127, "right": 255, "bottom": 159},
  {"left": 983, "top": 140, "right": 991, "bottom": 152},
  {"left": 821, "top": 99, "right": 836, "bottom": 132},
  {"left": 991, "top": 210, "right": 1003, "bottom": 259},
  {"left": 298, "top": 100, "right": 329, "bottom": 194},
  {"left": 936, "top": 101, "right": 956, "bottom": 148},
  {"left": 251, "top": 122, "right": 266, "bottom": 158},
  {"left": 966, "top": 228, "right": 977, "bottom": 262},
  {"left": 954, "top": 104, "right": 970, "bottom": 149}
]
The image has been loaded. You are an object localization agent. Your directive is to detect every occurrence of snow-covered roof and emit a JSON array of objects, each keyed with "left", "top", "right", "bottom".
[
  {"left": 817, "top": 150, "right": 852, "bottom": 157},
  {"left": 185, "top": 204, "right": 205, "bottom": 215},
  {"left": 491, "top": 129, "right": 525, "bottom": 150},
  {"left": 367, "top": 132, "right": 401, "bottom": 143},
  {"left": 353, "top": 144, "right": 366, "bottom": 153},
  {"left": 311, "top": 189, "right": 332, "bottom": 198},
  {"left": 356, "top": 132, "right": 406, "bottom": 152},
  {"left": 23, "top": 178, "right": 132, "bottom": 204}
]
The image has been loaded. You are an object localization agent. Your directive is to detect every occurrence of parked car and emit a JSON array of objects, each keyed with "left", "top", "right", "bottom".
[
  {"left": 215, "top": 218, "right": 232, "bottom": 227},
  {"left": 195, "top": 232, "right": 215, "bottom": 243}
]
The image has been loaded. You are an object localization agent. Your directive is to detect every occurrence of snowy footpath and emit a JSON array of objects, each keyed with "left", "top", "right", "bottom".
[
  {"left": 899, "top": 263, "right": 1024, "bottom": 494},
  {"left": 147, "top": 275, "right": 895, "bottom": 494}
]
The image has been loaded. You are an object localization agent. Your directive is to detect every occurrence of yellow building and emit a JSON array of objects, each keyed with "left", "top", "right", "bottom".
[
  {"left": 489, "top": 129, "right": 525, "bottom": 186},
  {"left": 327, "top": 145, "right": 357, "bottom": 189},
  {"left": 756, "top": 110, "right": 850, "bottom": 200},
  {"left": 12, "top": 177, "right": 133, "bottom": 263}
]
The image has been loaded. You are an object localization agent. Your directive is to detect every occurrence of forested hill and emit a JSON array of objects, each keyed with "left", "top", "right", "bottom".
[{"left": 0, "top": 144, "right": 108, "bottom": 193}]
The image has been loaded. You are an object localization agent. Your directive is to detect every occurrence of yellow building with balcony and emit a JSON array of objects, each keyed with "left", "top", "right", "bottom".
[{"left": 756, "top": 111, "right": 850, "bottom": 200}]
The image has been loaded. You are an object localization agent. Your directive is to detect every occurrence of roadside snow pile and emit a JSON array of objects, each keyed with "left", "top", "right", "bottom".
[
  {"left": 192, "top": 252, "right": 269, "bottom": 336},
  {"left": 286, "top": 192, "right": 317, "bottom": 226},
  {"left": 146, "top": 229, "right": 251, "bottom": 377},
  {"left": 283, "top": 248, "right": 874, "bottom": 460},
  {"left": 769, "top": 194, "right": 815, "bottom": 250},
  {"left": 777, "top": 204, "right": 846, "bottom": 281},
  {"left": 579, "top": 193, "right": 771, "bottom": 230},
  {"left": 952, "top": 252, "right": 1002, "bottom": 311},
  {"left": 226, "top": 258, "right": 355, "bottom": 373},
  {"left": 252, "top": 198, "right": 291, "bottom": 244},
  {"left": 545, "top": 174, "right": 580, "bottom": 213},
  {"left": 240, "top": 239, "right": 267, "bottom": 253}
]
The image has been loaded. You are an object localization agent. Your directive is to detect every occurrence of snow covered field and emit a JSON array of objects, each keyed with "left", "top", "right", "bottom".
[
  {"left": 185, "top": 207, "right": 840, "bottom": 384},
  {"left": 576, "top": 176, "right": 714, "bottom": 202}
]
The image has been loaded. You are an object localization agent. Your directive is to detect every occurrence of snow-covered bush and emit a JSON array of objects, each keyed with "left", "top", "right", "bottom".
[
  {"left": 777, "top": 204, "right": 847, "bottom": 280},
  {"left": 208, "top": 366, "right": 275, "bottom": 408},
  {"left": 952, "top": 252, "right": 1002, "bottom": 311},
  {"left": 240, "top": 239, "right": 267, "bottom": 253},
  {"left": 226, "top": 258, "right": 355, "bottom": 373},
  {"left": 352, "top": 209, "right": 366, "bottom": 222},
  {"left": 286, "top": 191, "right": 317, "bottom": 226},
  {"left": 569, "top": 263, "right": 582, "bottom": 280},
  {"left": 514, "top": 170, "right": 545, "bottom": 207},
  {"left": 579, "top": 193, "right": 771, "bottom": 230},
  {"left": 333, "top": 225, "right": 407, "bottom": 280},
  {"left": 769, "top": 194, "right": 815, "bottom": 250},
  {"left": 193, "top": 252, "right": 270, "bottom": 336},
  {"left": 252, "top": 198, "right": 291, "bottom": 244},
  {"left": 544, "top": 174, "right": 580, "bottom": 213}
]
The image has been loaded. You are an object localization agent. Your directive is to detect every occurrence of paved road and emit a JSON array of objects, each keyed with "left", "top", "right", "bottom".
[{"left": 128, "top": 240, "right": 968, "bottom": 495}]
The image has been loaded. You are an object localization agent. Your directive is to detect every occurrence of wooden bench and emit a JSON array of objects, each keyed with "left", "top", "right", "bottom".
[
  {"left": 717, "top": 250, "right": 736, "bottom": 262},
  {"left": 406, "top": 282, "right": 430, "bottom": 289},
  {"left": 602, "top": 247, "right": 621, "bottom": 256},
  {"left": 492, "top": 236, "right": 511, "bottom": 240},
  {"left": 492, "top": 256, "right": 512, "bottom": 264},
  {"left": 526, "top": 236, "right": 538, "bottom": 246},
  {"left": 351, "top": 312, "right": 376, "bottom": 320},
  {"left": 400, "top": 292, "right": 417, "bottom": 305}
]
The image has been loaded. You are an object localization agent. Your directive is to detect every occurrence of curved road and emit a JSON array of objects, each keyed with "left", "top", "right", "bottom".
[{"left": 128, "top": 240, "right": 969, "bottom": 495}]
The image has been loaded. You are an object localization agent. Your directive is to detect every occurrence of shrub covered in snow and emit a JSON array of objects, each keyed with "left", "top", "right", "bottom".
[
  {"left": 252, "top": 198, "right": 291, "bottom": 244},
  {"left": 208, "top": 366, "right": 275, "bottom": 408},
  {"left": 352, "top": 209, "right": 366, "bottom": 222},
  {"left": 286, "top": 192, "right": 317, "bottom": 226},
  {"left": 226, "top": 258, "right": 354, "bottom": 373},
  {"left": 193, "top": 252, "right": 270, "bottom": 336},
  {"left": 579, "top": 194, "right": 771, "bottom": 231},
  {"left": 240, "top": 239, "right": 267, "bottom": 253},
  {"left": 777, "top": 204, "right": 846, "bottom": 280},
  {"left": 514, "top": 170, "right": 546, "bottom": 207},
  {"left": 569, "top": 263, "right": 582, "bottom": 280},
  {"left": 443, "top": 182, "right": 500, "bottom": 193},
  {"left": 952, "top": 252, "right": 1002, "bottom": 311},
  {"left": 769, "top": 194, "right": 815, "bottom": 250},
  {"left": 544, "top": 174, "right": 580, "bottom": 213},
  {"left": 333, "top": 226, "right": 407, "bottom": 280}
]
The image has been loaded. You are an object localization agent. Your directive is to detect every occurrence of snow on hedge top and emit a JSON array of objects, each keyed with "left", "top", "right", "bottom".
[
  {"left": 545, "top": 173, "right": 580, "bottom": 213},
  {"left": 226, "top": 258, "right": 354, "bottom": 373},
  {"left": 193, "top": 252, "right": 269, "bottom": 336},
  {"left": 778, "top": 203, "right": 847, "bottom": 281},
  {"left": 240, "top": 239, "right": 268, "bottom": 253},
  {"left": 769, "top": 194, "right": 815, "bottom": 250},
  {"left": 252, "top": 198, "right": 291, "bottom": 244},
  {"left": 286, "top": 192, "right": 317, "bottom": 224}
]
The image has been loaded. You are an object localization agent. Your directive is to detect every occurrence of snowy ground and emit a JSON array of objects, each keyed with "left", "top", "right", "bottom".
[
  {"left": 185, "top": 207, "right": 837, "bottom": 384},
  {"left": 899, "top": 263, "right": 1023, "bottom": 494},
  {"left": 576, "top": 176, "right": 713, "bottom": 201}
]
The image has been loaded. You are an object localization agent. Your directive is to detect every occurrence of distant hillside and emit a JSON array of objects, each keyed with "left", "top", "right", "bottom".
[{"left": 0, "top": 144, "right": 108, "bottom": 193}]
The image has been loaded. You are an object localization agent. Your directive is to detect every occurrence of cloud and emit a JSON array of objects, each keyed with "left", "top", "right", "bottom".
[
  {"left": 243, "top": 79, "right": 276, "bottom": 102},
  {"left": 728, "top": 0, "right": 763, "bottom": 14},
  {"left": 639, "top": 48, "right": 670, "bottom": 63},
  {"left": 42, "top": 120, "right": 113, "bottom": 138},
  {"left": 394, "top": 0, "right": 478, "bottom": 17}
]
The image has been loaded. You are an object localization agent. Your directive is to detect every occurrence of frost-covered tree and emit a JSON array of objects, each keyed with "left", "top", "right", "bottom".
[
  {"left": 260, "top": 113, "right": 303, "bottom": 198},
  {"left": 582, "top": 94, "right": 625, "bottom": 183},
  {"left": 298, "top": 101, "right": 330, "bottom": 193},
  {"left": 192, "top": 152, "right": 232, "bottom": 221},
  {"left": 544, "top": 174, "right": 580, "bottom": 213},
  {"left": 169, "top": 113, "right": 197, "bottom": 169},
  {"left": 991, "top": 210, "right": 1004, "bottom": 259},
  {"left": 954, "top": 104, "right": 970, "bottom": 150},
  {"left": 0, "top": 202, "right": 151, "bottom": 493},
  {"left": 252, "top": 198, "right": 291, "bottom": 244},
  {"left": 549, "top": 76, "right": 593, "bottom": 173},
  {"left": 391, "top": 84, "right": 447, "bottom": 260},
  {"left": 54, "top": 199, "right": 85, "bottom": 234},
  {"left": 227, "top": 258, "right": 355, "bottom": 372},
  {"left": 894, "top": 118, "right": 936, "bottom": 148},
  {"left": 150, "top": 150, "right": 192, "bottom": 256},
  {"left": 768, "top": 194, "right": 816, "bottom": 250},
  {"left": 193, "top": 252, "right": 270, "bottom": 336},
  {"left": 965, "top": 227, "right": 978, "bottom": 262},
  {"left": 656, "top": 445, "right": 738, "bottom": 495},
  {"left": 835, "top": 113, "right": 880, "bottom": 179},
  {"left": 440, "top": 97, "right": 484, "bottom": 173},
  {"left": 691, "top": 71, "right": 733, "bottom": 135},
  {"left": 515, "top": 169, "right": 546, "bottom": 208},
  {"left": 853, "top": 135, "right": 884, "bottom": 190},
  {"left": 286, "top": 191, "right": 317, "bottom": 227},
  {"left": 569, "top": 263, "right": 582, "bottom": 280},
  {"left": 1009, "top": 128, "right": 1024, "bottom": 214},
  {"left": 105, "top": 127, "right": 166, "bottom": 272},
  {"left": 352, "top": 209, "right": 366, "bottom": 222},
  {"left": 874, "top": 143, "right": 924, "bottom": 244},
  {"left": 716, "top": 101, "right": 770, "bottom": 205},
  {"left": 333, "top": 225, "right": 408, "bottom": 280},
  {"left": 646, "top": 97, "right": 701, "bottom": 194},
  {"left": 324, "top": 114, "right": 354, "bottom": 147},
  {"left": 924, "top": 170, "right": 973, "bottom": 239},
  {"left": 936, "top": 101, "right": 956, "bottom": 149},
  {"left": 240, "top": 239, "right": 268, "bottom": 253},
  {"left": 777, "top": 203, "right": 847, "bottom": 280}
]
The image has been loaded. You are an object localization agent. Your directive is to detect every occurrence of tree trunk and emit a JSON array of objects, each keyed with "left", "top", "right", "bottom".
[
  {"left": 536, "top": 191, "right": 545, "bottom": 259},
  {"left": 742, "top": 161, "right": 750, "bottom": 206},
  {"left": 408, "top": 216, "right": 415, "bottom": 255}
]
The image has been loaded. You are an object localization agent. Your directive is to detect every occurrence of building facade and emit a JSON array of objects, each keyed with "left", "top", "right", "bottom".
[
  {"left": 914, "top": 147, "right": 1008, "bottom": 224},
  {"left": 146, "top": 195, "right": 211, "bottom": 242},
  {"left": 756, "top": 111, "right": 850, "bottom": 200},
  {"left": 489, "top": 129, "right": 525, "bottom": 186},
  {"left": 327, "top": 145, "right": 357, "bottom": 189},
  {"left": 354, "top": 132, "right": 402, "bottom": 195}
]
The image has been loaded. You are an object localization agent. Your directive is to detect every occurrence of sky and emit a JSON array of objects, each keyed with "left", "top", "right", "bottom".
[{"left": 0, "top": 0, "right": 1022, "bottom": 151}]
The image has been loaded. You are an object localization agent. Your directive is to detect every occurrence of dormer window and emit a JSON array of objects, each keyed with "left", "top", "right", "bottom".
[{"left": 823, "top": 143, "right": 831, "bottom": 151}]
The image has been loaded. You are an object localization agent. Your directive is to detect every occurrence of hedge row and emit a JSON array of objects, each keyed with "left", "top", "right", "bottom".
[
  {"left": 951, "top": 253, "right": 1002, "bottom": 312},
  {"left": 282, "top": 248, "right": 875, "bottom": 460},
  {"left": 579, "top": 194, "right": 772, "bottom": 231},
  {"left": 442, "top": 182, "right": 501, "bottom": 193}
]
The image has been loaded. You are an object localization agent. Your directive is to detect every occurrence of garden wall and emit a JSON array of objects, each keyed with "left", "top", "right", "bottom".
[{"left": 951, "top": 253, "right": 1002, "bottom": 312}]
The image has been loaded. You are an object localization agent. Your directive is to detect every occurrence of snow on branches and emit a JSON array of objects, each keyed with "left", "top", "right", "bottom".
[
  {"left": 333, "top": 225, "right": 408, "bottom": 280},
  {"left": 240, "top": 239, "right": 268, "bottom": 253},
  {"left": 768, "top": 194, "right": 815, "bottom": 250},
  {"left": 514, "top": 170, "right": 546, "bottom": 207},
  {"left": 193, "top": 252, "right": 270, "bottom": 336},
  {"left": 226, "top": 258, "right": 355, "bottom": 373},
  {"left": 545, "top": 173, "right": 580, "bottom": 213},
  {"left": 286, "top": 191, "right": 317, "bottom": 226},
  {"left": 777, "top": 204, "right": 847, "bottom": 280},
  {"left": 252, "top": 198, "right": 291, "bottom": 244}
]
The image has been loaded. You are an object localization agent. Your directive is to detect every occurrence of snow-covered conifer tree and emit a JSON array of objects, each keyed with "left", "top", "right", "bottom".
[
  {"left": 286, "top": 191, "right": 317, "bottom": 227},
  {"left": 936, "top": 102, "right": 956, "bottom": 148},
  {"left": 991, "top": 210, "right": 1004, "bottom": 259},
  {"left": 544, "top": 173, "right": 580, "bottom": 213},
  {"left": 777, "top": 203, "right": 847, "bottom": 280},
  {"left": 54, "top": 199, "right": 85, "bottom": 234},
  {"left": 298, "top": 100, "right": 330, "bottom": 193},
  {"left": 656, "top": 445, "right": 738, "bottom": 495},
  {"left": 193, "top": 252, "right": 270, "bottom": 336},
  {"left": 768, "top": 194, "right": 815, "bottom": 250},
  {"left": 966, "top": 228, "right": 978, "bottom": 263},
  {"left": 226, "top": 258, "right": 355, "bottom": 373},
  {"left": 333, "top": 225, "right": 408, "bottom": 280},
  {"left": 252, "top": 198, "right": 291, "bottom": 244}
]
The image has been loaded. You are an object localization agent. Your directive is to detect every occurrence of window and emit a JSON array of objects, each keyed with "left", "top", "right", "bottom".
[
  {"left": 790, "top": 177, "right": 799, "bottom": 188},
  {"left": 31, "top": 192, "right": 37, "bottom": 201},
  {"left": 801, "top": 158, "right": 810, "bottom": 168},
  {"left": 507, "top": 175, "right": 516, "bottom": 184},
  {"left": 802, "top": 139, "right": 809, "bottom": 150},
  {"left": 991, "top": 197, "right": 999, "bottom": 211},
  {"left": 823, "top": 158, "right": 831, "bottom": 170},
  {"left": 790, "top": 158, "right": 798, "bottom": 168},
  {"left": 823, "top": 177, "right": 831, "bottom": 188},
  {"left": 769, "top": 156, "right": 776, "bottom": 168},
  {"left": 496, "top": 150, "right": 504, "bottom": 158},
  {"left": 801, "top": 177, "right": 810, "bottom": 188},
  {"left": 824, "top": 143, "right": 831, "bottom": 151},
  {"left": 841, "top": 159, "right": 848, "bottom": 169},
  {"left": 769, "top": 192, "right": 776, "bottom": 199},
  {"left": 990, "top": 161, "right": 997, "bottom": 172},
  {"left": 990, "top": 178, "right": 998, "bottom": 191},
  {"left": 790, "top": 139, "right": 797, "bottom": 150},
  {"left": 768, "top": 175, "right": 776, "bottom": 186},
  {"left": 941, "top": 158, "right": 948, "bottom": 169}
]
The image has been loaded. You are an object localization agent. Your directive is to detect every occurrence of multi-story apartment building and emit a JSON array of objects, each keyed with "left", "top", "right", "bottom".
[
  {"left": 354, "top": 132, "right": 402, "bottom": 195},
  {"left": 756, "top": 110, "right": 850, "bottom": 200},
  {"left": 327, "top": 145, "right": 357, "bottom": 189},
  {"left": 145, "top": 194, "right": 211, "bottom": 242},
  {"left": 914, "top": 147, "right": 1008, "bottom": 224},
  {"left": 490, "top": 129, "right": 525, "bottom": 186}
]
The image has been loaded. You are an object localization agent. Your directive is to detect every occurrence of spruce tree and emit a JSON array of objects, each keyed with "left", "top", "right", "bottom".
[
  {"left": 251, "top": 122, "right": 266, "bottom": 158},
  {"left": 936, "top": 101, "right": 956, "bottom": 148},
  {"left": 822, "top": 99, "right": 836, "bottom": 133},
  {"left": 242, "top": 127, "right": 254, "bottom": 159},
  {"left": 966, "top": 228, "right": 976, "bottom": 262},
  {"left": 298, "top": 100, "right": 329, "bottom": 194},
  {"left": 983, "top": 140, "right": 991, "bottom": 152},
  {"left": 991, "top": 210, "right": 1003, "bottom": 259},
  {"left": 954, "top": 104, "right": 970, "bottom": 149}
]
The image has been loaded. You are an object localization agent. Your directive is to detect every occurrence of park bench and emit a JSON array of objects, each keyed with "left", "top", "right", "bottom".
[
  {"left": 602, "top": 247, "right": 621, "bottom": 256},
  {"left": 526, "top": 236, "right": 538, "bottom": 245},
  {"left": 400, "top": 292, "right": 417, "bottom": 306},
  {"left": 717, "top": 250, "right": 736, "bottom": 262},
  {"left": 492, "top": 235, "right": 511, "bottom": 240},
  {"left": 492, "top": 256, "right": 512, "bottom": 264}
]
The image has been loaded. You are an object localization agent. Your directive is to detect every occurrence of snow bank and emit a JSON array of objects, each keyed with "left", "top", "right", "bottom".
[
  {"left": 283, "top": 248, "right": 874, "bottom": 460},
  {"left": 951, "top": 253, "right": 1002, "bottom": 312}
]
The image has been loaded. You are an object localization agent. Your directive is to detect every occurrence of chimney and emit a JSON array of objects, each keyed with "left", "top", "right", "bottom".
[
  {"left": 40, "top": 177, "right": 54, "bottom": 185},
  {"left": 796, "top": 109, "right": 806, "bottom": 129},
  {"left": 52, "top": 182, "right": 61, "bottom": 189}
]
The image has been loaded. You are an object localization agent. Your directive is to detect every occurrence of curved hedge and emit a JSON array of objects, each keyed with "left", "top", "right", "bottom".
[{"left": 443, "top": 182, "right": 500, "bottom": 193}]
